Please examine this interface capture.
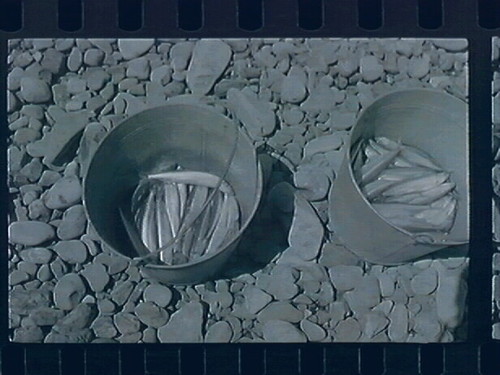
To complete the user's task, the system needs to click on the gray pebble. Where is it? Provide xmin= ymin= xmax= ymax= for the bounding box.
xmin=20 ymin=247 xmax=53 ymax=264
xmin=135 ymin=302 xmax=169 ymax=328
xmin=17 ymin=261 xmax=38 ymax=276
xmin=328 ymin=265 xmax=363 ymax=291
xmin=30 ymin=307 xmax=65 ymax=326
xmin=281 ymin=66 xmax=307 ymax=103
xmin=257 ymin=301 xmax=303 ymax=323
xmin=54 ymin=273 xmax=86 ymax=310
xmin=300 ymin=318 xmax=326 ymax=342
xmin=241 ymin=285 xmax=272 ymax=314
xmin=114 ymin=312 xmax=141 ymax=335
xmin=435 ymin=263 xmax=466 ymax=329
xmin=9 ymin=270 xmax=30 ymax=285
xmin=81 ymin=263 xmax=109 ymax=292
xmin=143 ymin=328 xmax=158 ymax=343
xmin=118 ymin=39 xmax=154 ymax=60
xmin=84 ymin=48 xmax=104 ymax=66
xmin=143 ymin=284 xmax=173 ymax=308
xmin=67 ymin=47 xmax=82 ymax=72
xmin=91 ymin=316 xmax=117 ymax=338
xmin=97 ymin=299 xmax=116 ymax=315
xmin=361 ymin=311 xmax=389 ymax=339
xmin=158 ymin=301 xmax=204 ymax=343
xmin=118 ymin=332 xmax=142 ymax=343
xmin=360 ymin=55 xmax=384 ymax=82
xmin=19 ymin=158 xmax=43 ymax=182
xmin=205 ymin=321 xmax=233 ymax=343
xmin=9 ymin=221 xmax=55 ymax=246
xmin=326 ymin=111 xmax=356 ymax=131
xmin=377 ymin=273 xmax=396 ymax=297
xmin=262 ymin=320 xmax=306 ymax=342
xmin=9 ymin=115 xmax=29 ymax=131
xmin=126 ymin=57 xmax=150 ymax=80
xmin=432 ymin=39 xmax=468 ymax=52
xmin=388 ymin=303 xmax=408 ymax=341
xmin=57 ymin=204 xmax=86 ymax=240
xmin=14 ymin=127 xmax=39 ymax=145
xmin=265 ymin=265 xmax=299 ymax=300
xmin=8 ymin=67 xmax=24 ymax=91
xmin=111 ymin=281 xmax=135 ymax=306
xmin=20 ymin=77 xmax=52 ymax=103
xmin=43 ymin=176 xmax=82 ymax=209
xmin=8 ymin=92 xmax=19 ymax=113
xmin=411 ymin=267 xmax=438 ymax=295
xmin=54 ymin=240 xmax=87 ymax=264
xmin=13 ymin=326 xmax=44 ymax=343
xmin=41 ymin=48 xmax=65 ymax=74
xmin=408 ymin=54 xmax=430 ymax=79
xmin=334 ymin=317 xmax=362 ymax=341
xmin=37 ymin=264 xmax=53 ymax=281
xmin=303 ymin=133 xmax=343 ymax=158
xmin=293 ymin=166 xmax=331 ymax=201
xmin=344 ymin=275 xmax=381 ymax=313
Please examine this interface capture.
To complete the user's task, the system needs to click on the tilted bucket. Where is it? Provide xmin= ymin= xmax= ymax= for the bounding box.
xmin=83 ymin=104 xmax=263 ymax=284
xmin=329 ymin=89 xmax=469 ymax=265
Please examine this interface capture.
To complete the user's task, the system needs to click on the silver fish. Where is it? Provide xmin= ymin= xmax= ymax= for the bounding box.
xmin=148 ymin=171 xmax=234 ymax=196
xmin=361 ymin=178 xmax=399 ymax=200
xmin=382 ymin=172 xmax=450 ymax=197
xmin=377 ymin=167 xmax=434 ymax=182
xmin=360 ymin=147 xmax=401 ymax=184
xmin=141 ymin=188 xmax=158 ymax=251
xmin=163 ymin=183 xmax=180 ymax=238
xmin=399 ymin=145 xmax=441 ymax=171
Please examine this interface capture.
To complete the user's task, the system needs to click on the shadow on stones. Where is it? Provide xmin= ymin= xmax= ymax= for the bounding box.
xmin=217 ymin=155 xmax=295 ymax=280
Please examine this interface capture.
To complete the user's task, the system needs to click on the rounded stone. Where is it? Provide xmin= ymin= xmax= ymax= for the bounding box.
xmin=9 ymin=221 xmax=55 ymax=246
xmin=53 ymin=240 xmax=88 ymax=264
xmin=143 ymin=284 xmax=173 ymax=308
xmin=43 ymin=176 xmax=82 ymax=209
xmin=19 ymin=77 xmax=52 ymax=103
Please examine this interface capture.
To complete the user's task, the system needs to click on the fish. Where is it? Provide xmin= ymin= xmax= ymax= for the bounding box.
xmin=381 ymin=172 xmax=450 ymax=197
xmin=392 ymin=156 xmax=413 ymax=168
xmin=371 ymin=203 xmax=430 ymax=218
xmin=405 ymin=182 xmax=456 ymax=205
xmin=377 ymin=167 xmax=434 ymax=182
xmin=148 ymin=171 xmax=234 ymax=196
xmin=141 ymin=187 xmax=158 ymax=251
xmin=176 ymin=183 xmax=189 ymax=222
xmin=155 ymin=184 xmax=173 ymax=250
xmin=399 ymin=144 xmax=442 ymax=171
xmin=369 ymin=138 xmax=390 ymax=154
xmin=361 ymin=178 xmax=399 ymax=200
xmin=164 ymin=183 xmax=181 ymax=238
xmin=360 ymin=147 xmax=401 ymax=184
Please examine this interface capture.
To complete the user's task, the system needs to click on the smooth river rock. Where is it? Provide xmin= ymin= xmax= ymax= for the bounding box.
xmin=9 ymin=221 xmax=55 ymax=246
xmin=157 ymin=302 xmax=204 ymax=343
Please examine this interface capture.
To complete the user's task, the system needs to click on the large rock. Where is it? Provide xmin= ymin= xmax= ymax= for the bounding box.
xmin=81 ymin=263 xmax=109 ymax=292
xmin=186 ymin=40 xmax=232 ymax=95
xmin=19 ymin=247 xmax=53 ymax=264
xmin=205 ymin=321 xmax=233 ymax=343
xmin=9 ymin=221 xmax=55 ymax=246
xmin=54 ymin=240 xmax=87 ymax=264
xmin=57 ymin=204 xmax=87 ymax=240
xmin=43 ymin=176 xmax=82 ymax=209
xmin=157 ymin=302 xmax=204 ymax=343
xmin=118 ymin=39 xmax=154 ymax=60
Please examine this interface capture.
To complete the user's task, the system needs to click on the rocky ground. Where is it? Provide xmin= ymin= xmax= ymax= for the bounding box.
xmin=7 ymin=38 xmax=469 ymax=343
xmin=492 ymin=37 xmax=500 ymax=340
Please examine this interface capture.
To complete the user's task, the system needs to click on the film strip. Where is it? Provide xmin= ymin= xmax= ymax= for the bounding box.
xmin=1 ymin=0 xmax=500 ymax=374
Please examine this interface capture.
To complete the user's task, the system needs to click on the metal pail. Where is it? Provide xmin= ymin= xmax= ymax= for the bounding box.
xmin=329 ymin=89 xmax=468 ymax=265
xmin=83 ymin=104 xmax=263 ymax=284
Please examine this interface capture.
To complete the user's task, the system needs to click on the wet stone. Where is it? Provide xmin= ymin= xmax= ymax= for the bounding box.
xmin=262 ymin=320 xmax=306 ymax=342
xmin=143 ymin=284 xmax=173 ymax=308
xmin=158 ymin=301 xmax=204 ymax=343
xmin=9 ymin=221 xmax=55 ymax=246
xmin=54 ymin=273 xmax=86 ymax=310
xmin=81 ymin=263 xmax=109 ymax=292
xmin=205 ymin=321 xmax=233 ymax=343
xmin=54 ymin=240 xmax=87 ymax=264
xmin=134 ymin=302 xmax=169 ymax=328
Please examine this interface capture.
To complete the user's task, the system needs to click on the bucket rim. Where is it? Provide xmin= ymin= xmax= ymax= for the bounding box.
xmin=82 ymin=104 xmax=265 ymax=269
xmin=345 ymin=88 xmax=468 ymax=245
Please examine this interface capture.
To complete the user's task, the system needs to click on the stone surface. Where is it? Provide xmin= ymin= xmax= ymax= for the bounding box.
xmin=57 ymin=204 xmax=87 ymax=240
xmin=81 ymin=263 xmax=109 ymax=292
xmin=143 ymin=284 xmax=173 ymax=308
xmin=43 ymin=176 xmax=82 ymax=209
xmin=19 ymin=247 xmax=53 ymax=264
xmin=9 ymin=221 xmax=55 ymax=246
xmin=241 ymin=285 xmax=272 ymax=314
xmin=411 ymin=267 xmax=438 ymax=295
xmin=54 ymin=274 xmax=86 ymax=310
xmin=328 ymin=265 xmax=363 ymax=291
xmin=300 ymin=318 xmax=326 ymax=342
xmin=118 ymin=39 xmax=154 ymax=60
xmin=53 ymin=240 xmax=88 ymax=264
xmin=157 ymin=302 xmax=204 ymax=343
xmin=135 ymin=302 xmax=169 ymax=328
xmin=187 ymin=40 xmax=231 ymax=95
xmin=262 ymin=320 xmax=307 ymax=342
xmin=257 ymin=301 xmax=303 ymax=323
xmin=205 ymin=321 xmax=233 ymax=343
xmin=19 ymin=77 xmax=52 ymax=103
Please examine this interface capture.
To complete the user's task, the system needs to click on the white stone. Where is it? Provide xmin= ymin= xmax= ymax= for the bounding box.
xmin=118 ymin=39 xmax=154 ymax=60
xmin=280 ymin=66 xmax=307 ymax=103
xmin=186 ymin=40 xmax=232 ymax=95
xmin=303 ymin=134 xmax=343 ymax=158
xmin=9 ymin=221 xmax=55 ymax=246
xmin=432 ymin=39 xmax=468 ymax=52
xmin=408 ymin=54 xmax=430 ymax=79
xmin=262 ymin=320 xmax=306 ymax=342
xmin=157 ymin=302 xmax=204 ymax=343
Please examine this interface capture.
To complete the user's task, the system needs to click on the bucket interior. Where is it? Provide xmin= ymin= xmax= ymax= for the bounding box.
xmin=349 ymin=89 xmax=469 ymax=244
xmin=83 ymin=104 xmax=261 ymax=260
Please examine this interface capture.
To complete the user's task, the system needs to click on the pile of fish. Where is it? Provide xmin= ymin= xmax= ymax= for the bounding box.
xmin=352 ymin=136 xmax=458 ymax=233
xmin=130 ymin=168 xmax=240 ymax=265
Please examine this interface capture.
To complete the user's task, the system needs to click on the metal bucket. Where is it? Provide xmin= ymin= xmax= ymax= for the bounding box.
xmin=329 ymin=89 xmax=469 ymax=265
xmin=83 ymin=104 xmax=263 ymax=284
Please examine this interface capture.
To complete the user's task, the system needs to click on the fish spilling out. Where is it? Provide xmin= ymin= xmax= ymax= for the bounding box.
xmin=351 ymin=136 xmax=458 ymax=234
xmin=129 ymin=167 xmax=240 ymax=265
